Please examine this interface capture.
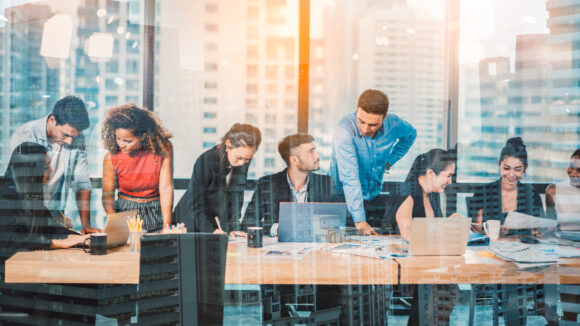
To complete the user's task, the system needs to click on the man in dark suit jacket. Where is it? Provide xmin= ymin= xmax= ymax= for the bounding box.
xmin=243 ymin=134 xmax=342 ymax=235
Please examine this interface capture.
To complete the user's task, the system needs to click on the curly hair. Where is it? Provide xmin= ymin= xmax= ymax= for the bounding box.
xmin=101 ymin=103 xmax=172 ymax=157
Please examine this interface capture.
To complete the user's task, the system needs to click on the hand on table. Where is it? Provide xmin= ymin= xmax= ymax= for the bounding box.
xmin=470 ymin=222 xmax=483 ymax=233
xmin=213 ymin=228 xmax=227 ymax=235
xmin=81 ymin=226 xmax=102 ymax=235
xmin=355 ymin=221 xmax=378 ymax=236
xmin=229 ymin=231 xmax=247 ymax=238
xmin=51 ymin=234 xmax=90 ymax=249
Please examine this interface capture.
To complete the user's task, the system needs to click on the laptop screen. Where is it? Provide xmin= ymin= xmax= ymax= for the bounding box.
xmin=278 ymin=202 xmax=347 ymax=242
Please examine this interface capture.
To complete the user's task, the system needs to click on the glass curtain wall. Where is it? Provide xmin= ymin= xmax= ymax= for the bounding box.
xmin=309 ymin=0 xmax=446 ymax=180
xmin=0 ymin=0 xmax=146 ymax=229
xmin=154 ymin=0 xmax=299 ymax=181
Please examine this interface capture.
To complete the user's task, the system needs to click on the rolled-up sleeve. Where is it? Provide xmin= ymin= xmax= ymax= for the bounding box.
xmin=333 ymin=125 xmax=366 ymax=223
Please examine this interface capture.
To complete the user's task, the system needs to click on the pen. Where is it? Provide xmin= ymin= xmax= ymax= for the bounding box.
xmin=59 ymin=210 xmax=76 ymax=232
xmin=215 ymin=216 xmax=223 ymax=231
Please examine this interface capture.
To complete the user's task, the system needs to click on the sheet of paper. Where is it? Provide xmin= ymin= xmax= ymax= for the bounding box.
xmin=346 ymin=235 xmax=407 ymax=246
xmin=228 ymin=236 xmax=277 ymax=244
xmin=262 ymin=243 xmax=320 ymax=259
xmin=503 ymin=211 xmax=558 ymax=229
xmin=326 ymin=243 xmax=385 ymax=259
xmin=557 ymin=246 xmax=580 ymax=258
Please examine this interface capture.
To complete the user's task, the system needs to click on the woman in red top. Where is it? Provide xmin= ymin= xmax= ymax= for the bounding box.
xmin=101 ymin=104 xmax=173 ymax=232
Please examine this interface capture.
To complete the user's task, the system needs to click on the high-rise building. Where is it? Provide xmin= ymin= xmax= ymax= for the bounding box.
xmin=156 ymin=0 xmax=299 ymax=179
xmin=546 ymin=0 xmax=580 ymax=179
xmin=355 ymin=1 xmax=445 ymax=178
xmin=0 ymin=3 xmax=60 ymax=172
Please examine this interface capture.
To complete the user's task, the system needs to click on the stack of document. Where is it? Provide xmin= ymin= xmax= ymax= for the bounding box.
xmin=489 ymin=241 xmax=558 ymax=264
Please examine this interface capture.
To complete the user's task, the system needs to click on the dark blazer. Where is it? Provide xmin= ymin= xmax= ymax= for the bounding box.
xmin=242 ymin=169 xmax=343 ymax=233
xmin=469 ymin=178 xmax=545 ymax=224
xmin=173 ymin=146 xmax=248 ymax=233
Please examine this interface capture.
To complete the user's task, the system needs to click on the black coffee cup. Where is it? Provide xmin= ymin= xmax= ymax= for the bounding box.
xmin=247 ymin=227 xmax=263 ymax=248
xmin=83 ymin=233 xmax=107 ymax=255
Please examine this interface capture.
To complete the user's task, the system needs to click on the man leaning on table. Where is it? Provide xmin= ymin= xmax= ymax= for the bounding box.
xmin=330 ymin=89 xmax=417 ymax=235
xmin=9 ymin=96 xmax=100 ymax=234
xmin=242 ymin=133 xmax=342 ymax=235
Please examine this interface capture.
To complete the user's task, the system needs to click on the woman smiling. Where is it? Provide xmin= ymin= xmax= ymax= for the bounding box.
xmin=470 ymin=137 xmax=544 ymax=233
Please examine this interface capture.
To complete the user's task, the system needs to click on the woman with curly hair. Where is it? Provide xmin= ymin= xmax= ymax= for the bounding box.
xmin=101 ymin=104 xmax=173 ymax=232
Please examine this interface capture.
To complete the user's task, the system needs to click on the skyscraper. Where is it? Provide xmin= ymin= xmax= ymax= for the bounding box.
xmin=546 ymin=0 xmax=580 ymax=179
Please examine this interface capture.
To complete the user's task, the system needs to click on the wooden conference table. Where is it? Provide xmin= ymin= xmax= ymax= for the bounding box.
xmin=5 ymin=242 xmax=398 ymax=285
xmin=5 ymin=238 xmax=580 ymax=325
xmin=6 ymin=238 xmax=580 ymax=285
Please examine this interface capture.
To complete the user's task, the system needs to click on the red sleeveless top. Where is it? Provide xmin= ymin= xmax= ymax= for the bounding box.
xmin=110 ymin=151 xmax=163 ymax=198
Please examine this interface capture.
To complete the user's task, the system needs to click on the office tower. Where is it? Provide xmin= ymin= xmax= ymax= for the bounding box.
xmin=157 ymin=0 xmax=246 ymax=177
xmin=156 ymin=0 xmax=299 ymax=179
xmin=546 ymin=0 xmax=580 ymax=180
xmin=456 ymin=62 xmax=484 ymax=181
xmin=223 ymin=284 xmax=263 ymax=325
xmin=245 ymin=0 xmax=299 ymax=177
xmin=0 ymin=3 xmax=59 ymax=171
xmin=336 ymin=285 xmax=391 ymax=325
xmin=308 ymin=38 xmax=333 ymax=171
xmin=464 ymin=32 xmax=568 ymax=182
xmin=474 ymin=56 xmax=517 ymax=177
xmin=355 ymin=1 xmax=445 ymax=178
xmin=514 ymin=34 xmax=553 ymax=181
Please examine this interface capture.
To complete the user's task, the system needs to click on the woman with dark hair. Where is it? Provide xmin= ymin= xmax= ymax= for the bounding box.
xmin=174 ymin=123 xmax=262 ymax=235
xmin=470 ymin=137 xmax=544 ymax=233
xmin=391 ymin=149 xmax=458 ymax=241
xmin=101 ymin=104 xmax=173 ymax=233
xmin=390 ymin=148 xmax=462 ymax=326
xmin=546 ymin=148 xmax=580 ymax=221
xmin=0 ymin=142 xmax=86 ymax=264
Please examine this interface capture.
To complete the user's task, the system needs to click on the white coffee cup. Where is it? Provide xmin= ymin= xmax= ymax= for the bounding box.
xmin=483 ymin=220 xmax=501 ymax=241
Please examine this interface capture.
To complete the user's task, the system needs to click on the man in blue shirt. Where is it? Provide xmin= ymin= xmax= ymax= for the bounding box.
xmin=330 ymin=89 xmax=417 ymax=235
xmin=9 ymin=96 xmax=100 ymax=234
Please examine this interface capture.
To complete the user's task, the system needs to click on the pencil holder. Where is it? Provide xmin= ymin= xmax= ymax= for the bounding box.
xmin=129 ymin=231 xmax=146 ymax=253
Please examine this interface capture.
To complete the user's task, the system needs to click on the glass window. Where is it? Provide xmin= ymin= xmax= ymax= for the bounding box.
xmin=0 ymin=0 xmax=145 ymax=230
xmin=309 ymin=1 xmax=446 ymax=178
xmin=155 ymin=0 xmax=298 ymax=180
xmin=456 ymin=0 xmax=576 ymax=187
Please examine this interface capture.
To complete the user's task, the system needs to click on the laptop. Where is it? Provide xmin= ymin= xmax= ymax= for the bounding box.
xmin=278 ymin=202 xmax=347 ymax=242
xmin=104 ymin=209 xmax=137 ymax=248
xmin=408 ymin=217 xmax=471 ymax=256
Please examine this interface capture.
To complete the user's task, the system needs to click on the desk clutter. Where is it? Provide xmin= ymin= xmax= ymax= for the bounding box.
xmin=489 ymin=239 xmax=580 ymax=269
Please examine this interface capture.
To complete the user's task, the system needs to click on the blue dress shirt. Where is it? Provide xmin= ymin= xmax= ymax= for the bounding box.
xmin=330 ymin=112 xmax=416 ymax=223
